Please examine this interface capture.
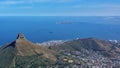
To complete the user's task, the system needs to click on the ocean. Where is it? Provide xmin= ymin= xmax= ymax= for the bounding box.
xmin=0 ymin=16 xmax=120 ymax=45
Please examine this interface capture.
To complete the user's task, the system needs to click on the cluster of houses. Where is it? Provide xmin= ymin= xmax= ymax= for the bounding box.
xmin=56 ymin=49 xmax=120 ymax=68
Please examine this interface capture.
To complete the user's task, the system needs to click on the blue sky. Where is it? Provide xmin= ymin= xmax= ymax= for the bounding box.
xmin=0 ymin=0 xmax=120 ymax=16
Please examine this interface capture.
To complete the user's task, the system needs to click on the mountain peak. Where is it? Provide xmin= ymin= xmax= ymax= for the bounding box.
xmin=0 ymin=33 xmax=57 ymax=67
xmin=16 ymin=33 xmax=25 ymax=39
xmin=3 ymin=33 xmax=29 ymax=49
xmin=1 ymin=33 xmax=56 ymax=57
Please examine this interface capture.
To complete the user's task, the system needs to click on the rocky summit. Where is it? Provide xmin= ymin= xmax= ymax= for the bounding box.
xmin=0 ymin=33 xmax=56 ymax=68
xmin=0 ymin=34 xmax=120 ymax=68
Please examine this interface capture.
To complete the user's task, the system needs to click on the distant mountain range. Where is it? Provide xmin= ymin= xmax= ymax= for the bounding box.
xmin=0 ymin=33 xmax=120 ymax=68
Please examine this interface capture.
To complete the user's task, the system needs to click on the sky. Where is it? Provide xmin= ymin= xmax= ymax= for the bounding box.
xmin=0 ymin=0 xmax=120 ymax=16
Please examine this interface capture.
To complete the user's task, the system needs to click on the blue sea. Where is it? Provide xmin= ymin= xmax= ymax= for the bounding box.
xmin=0 ymin=16 xmax=120 ymax=45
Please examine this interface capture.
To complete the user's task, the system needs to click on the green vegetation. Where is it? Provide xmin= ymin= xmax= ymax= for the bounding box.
xmin=15 ymin=55 xmax=52 ymax=68
xmin=0 ymin=34 xmax=120 ymax=68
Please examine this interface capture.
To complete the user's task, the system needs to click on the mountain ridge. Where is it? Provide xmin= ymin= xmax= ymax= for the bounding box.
xmin=0 ymin=33 xmax=57 ymax=68
xmin=0 ymin=33 xmax=120 ymax=68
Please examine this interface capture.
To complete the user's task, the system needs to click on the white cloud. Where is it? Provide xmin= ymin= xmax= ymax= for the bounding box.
xmin=0 ymin=0 xmax=80 ymax=5
xmin=0 ymin=0 xmax=33 ymax=9
xmin=0 ymin=0 xmax=78 ymax=5
xmin=0 ymin=1 xmax=25 ymax=5
xmin=72 ymin=3 xmax=120 ymax=8
xmin=0 ymin=0 xmax=79 ymax=8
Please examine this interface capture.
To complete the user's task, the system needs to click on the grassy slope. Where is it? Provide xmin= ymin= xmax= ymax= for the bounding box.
xmin=0 ymin=40 xmax=57 ymax=68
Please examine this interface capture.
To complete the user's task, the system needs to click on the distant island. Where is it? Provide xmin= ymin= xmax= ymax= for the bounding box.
xmin=0 ymin=33 xmax=120 ymax=68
